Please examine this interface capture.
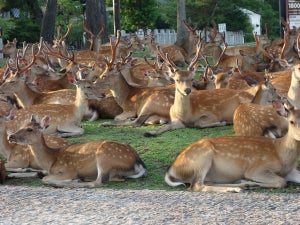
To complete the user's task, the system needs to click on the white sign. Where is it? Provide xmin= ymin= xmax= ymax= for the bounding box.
xmin=218 ymin=23 xmax=226 ymax=33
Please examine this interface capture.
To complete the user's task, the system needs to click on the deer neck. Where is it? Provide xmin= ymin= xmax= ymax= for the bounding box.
xmin=287 ymin=70 xmax=300 ymax=109
xmin=0 ymin=125 xmax=13 ymax=158
xmin=108 ymin=70 xmax=132 ymax=108
xmin=172 ymin=87 xmax=191 ymax=119
xmin=13 ymin=82 xmax=39 ymax=107
xmin=29 ymin=135 xmax=57 ymax=172
xmin=250 ymin=84 xmax=269 ymax=105
xmin=73 ymin=85 xmax=89 ymax=119
xmin=276 ymin=130 xmax=300 ymax=173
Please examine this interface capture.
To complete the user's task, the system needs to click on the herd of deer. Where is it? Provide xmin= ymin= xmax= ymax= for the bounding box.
xmin=0 ymin=19 xmax=300 ymax=192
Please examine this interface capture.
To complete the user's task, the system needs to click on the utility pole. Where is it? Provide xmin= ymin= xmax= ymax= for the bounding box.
xmin=113 ymin=0 xmax=121 ymax=36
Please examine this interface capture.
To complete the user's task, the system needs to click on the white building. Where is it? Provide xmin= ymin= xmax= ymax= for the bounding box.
xmin=241 ymin=8 xmax=261 ymax=35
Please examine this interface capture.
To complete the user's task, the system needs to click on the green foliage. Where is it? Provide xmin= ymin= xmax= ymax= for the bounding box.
xmin=56 ymin=0 xmax=83 ymax=46
xmin=6 ymin=18 xmax=40 ymax=43
xmin=0 ymin=18 xmax=16 ymax=39
xmin=119 ymin=0 xmax=159 ymax=31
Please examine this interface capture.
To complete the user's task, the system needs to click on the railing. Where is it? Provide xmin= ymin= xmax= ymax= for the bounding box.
xmin=132 ymin=29 xmax=244 ymax=46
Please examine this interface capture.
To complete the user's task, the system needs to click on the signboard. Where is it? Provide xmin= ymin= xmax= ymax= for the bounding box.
xmin=218 ymin=23 xmax=226 ymax=33
xmin=287 ymin=0 xmax=300 ymax=28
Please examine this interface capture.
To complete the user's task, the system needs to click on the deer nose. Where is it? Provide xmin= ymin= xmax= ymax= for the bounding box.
xmin=185 ymin=88 xmax=191 ymax=95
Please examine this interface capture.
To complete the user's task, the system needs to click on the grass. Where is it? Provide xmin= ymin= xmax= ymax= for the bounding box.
xmin=1 ymin=49 xmax=300 ymax=193
xmin=3 ymin=120 xmax=300 ymax=193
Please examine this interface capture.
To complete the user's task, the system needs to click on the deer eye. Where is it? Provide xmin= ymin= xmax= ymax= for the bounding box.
xmin=27 ymin=127 xmax=33 ymax=132
xmin=290 ymin=120 xmax=295 ymax=125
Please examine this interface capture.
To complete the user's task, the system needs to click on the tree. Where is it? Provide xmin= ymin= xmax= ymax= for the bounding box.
xmin=85 ymin=0 xmax=109 ymax=44
xmin=175 ymin=0 xmax=187 ymax=46
xmin=113 ymin=0 xmax=121 ymax=36
xmin=120 ymin=0 xmax=158 ymax=31
xmin=40 ymin=0 xmax=57 ymax=43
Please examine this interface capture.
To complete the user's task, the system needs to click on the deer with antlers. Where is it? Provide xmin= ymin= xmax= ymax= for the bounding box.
xmin=8 ymin=115 xmax=148 ymax=188
xmin=94 ymin=32 xmax=175 ymax=126
xmin=165 ymin=101 xmax=300 ymax=192
xmin=144 ymin=41 xmax=263 ymax=137
xmin=5 ymin=42 xmax=104 ymax=137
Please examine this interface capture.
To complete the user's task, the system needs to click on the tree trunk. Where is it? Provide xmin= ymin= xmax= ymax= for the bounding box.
xmin=40 ymin=0 xmax=57 ymax=44
xmin=175 ymin=0 xmax=187 ymax=46
xmin=113 ymin=0 xmax=121 ymax=36
xmin=85 ymin=0 xmax=109 ymax=44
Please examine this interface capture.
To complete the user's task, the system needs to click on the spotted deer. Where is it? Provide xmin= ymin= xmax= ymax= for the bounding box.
xmin=8 ymin=115 xmax=148 ymax=188
xmin=144 ymin=42 xmax=256 ymax=137
xmin=6 ymin=69 xmax=103 ymax=137
xmin=94 ymin=35 xmax=175 ymax=126
xmin=165 ymin=101 xmax=300 ymax=192
xmin=0 ymin=113 xmax=70 ymax=171
xmin=0 ymin=38 xmax=18 ymax=59
xmin=143 ymin=33 xmax=188 ymax=66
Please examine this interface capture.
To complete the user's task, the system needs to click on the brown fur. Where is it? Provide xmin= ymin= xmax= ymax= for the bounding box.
xmin=165 ymin=105 xmax=300 ymax=192
xmin=8 ymin=115 xmax=147 ymax=188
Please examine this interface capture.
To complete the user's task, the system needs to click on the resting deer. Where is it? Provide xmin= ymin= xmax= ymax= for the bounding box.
xmin=6 ymin=70 xmax=103 ymax=137
xmin=94 ymin=35 xmax=174 ymax=126
xmin=0 ymin=112 xmax=70 ymax=172
xmin=143 ymin=33 xmax=188 ymax=66
xmin=165 ymin=101 xmax=300 ymax=192
xmin=144 ymin=42 xmax=256 ymax=137
xmin=8 ymin=115 xmax=148 ymax=188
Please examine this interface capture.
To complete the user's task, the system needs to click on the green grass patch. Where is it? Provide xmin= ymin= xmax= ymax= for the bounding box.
xmin=4 ymin=120 xmax=299 ymax=193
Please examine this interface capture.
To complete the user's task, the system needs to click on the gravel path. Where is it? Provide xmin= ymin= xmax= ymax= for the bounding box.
xmin=1 ymin=186 xmax=300 ymax=225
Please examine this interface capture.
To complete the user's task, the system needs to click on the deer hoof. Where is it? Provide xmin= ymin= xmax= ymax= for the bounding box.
xmin=143 ymin=132 xmax=157 ymax=137
xmin=101 ymin=122 xmax=112 ymax=127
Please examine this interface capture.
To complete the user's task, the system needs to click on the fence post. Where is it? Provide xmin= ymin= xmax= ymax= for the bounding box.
xmin=0 ymin=27 xmax=3 ymax=59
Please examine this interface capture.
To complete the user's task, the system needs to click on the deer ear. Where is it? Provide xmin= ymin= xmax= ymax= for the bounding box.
xmin=30 ymin=114 xmax=39 ymax=124
xmin=40 ymin=116 xmax=51 ymax=130
xmin=67 ymin=73 xmax=77 ymax=85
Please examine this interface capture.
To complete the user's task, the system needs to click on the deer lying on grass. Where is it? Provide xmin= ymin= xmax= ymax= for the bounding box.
xmin=0 ymin=113 xmax=70 ymax=172
xmin=8 ymin=115 xmax=148 ymax=188
xmin=143 ymin=33 xmax=188 ymax=66
xmin=233 ymin=78 xmax=287 ymax=138
xmin=233 ymin=63 xmax=300 ymax=138
xmin=144 ymin=42 xmax=256 ymax=137
xmin=165 ymin=101 xmax=300 ymax=192
xmin=6 ymin=70 xmax=103 ymax=137
xmin=94 ymin=35 xmax=174 ymax=126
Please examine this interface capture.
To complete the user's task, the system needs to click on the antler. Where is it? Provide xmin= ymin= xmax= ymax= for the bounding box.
xmin=183 ymin=20 xmax=197 ymax=34
xmin=156 ymin=45 xmax=178 ymax=72
xmin=187 ymin=39 xmax=202 ymax=71
xmin=254 ymin=32 xmax=274 ymax=61
xmin=43 ymin=40 xmax=74 ymax=62
xmin=105 ymin=30 xmax=121 ymax=70
xmin=280 ymin=29 xmax=288 ymax=59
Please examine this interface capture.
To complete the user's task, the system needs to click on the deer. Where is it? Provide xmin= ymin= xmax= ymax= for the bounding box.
xmin=144 ymin=41 xmax=258 ymax=137
xmin=165 ymin=101 xmax=300 ymax=192
xmin=94 ymin=34 xmax=175 ymax=126
xmin=143 ymin=32 xmax=188 ymax=66
xmin=233 ymin=63 xmax=300 ymax=138
xmin=6 ymin=72 xmax=103 ymax=137
xmin=0 ymin=112 xmax=70 ymax=172
xmin=0 ymin=49 xmax=77 ymax=108
xmin=8 ymin=115 xmax=148 ymax=188
xmin=0 ymin=38 xmax=18 ymax=59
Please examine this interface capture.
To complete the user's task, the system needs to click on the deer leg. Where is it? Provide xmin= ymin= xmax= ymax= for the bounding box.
xmin=144 ymin=120 xmax=186 ymax=137
xmin=285 ymin=168 xmax=300 ymax=183
xmin=56 ymin=125 xmax=84 ymax=137
xmin=244 ymin=169 xmax=287 ymax=189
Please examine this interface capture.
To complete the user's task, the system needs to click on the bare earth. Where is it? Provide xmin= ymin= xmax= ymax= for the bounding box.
xmin=0 ymin=186 xmax=300 ymax=225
